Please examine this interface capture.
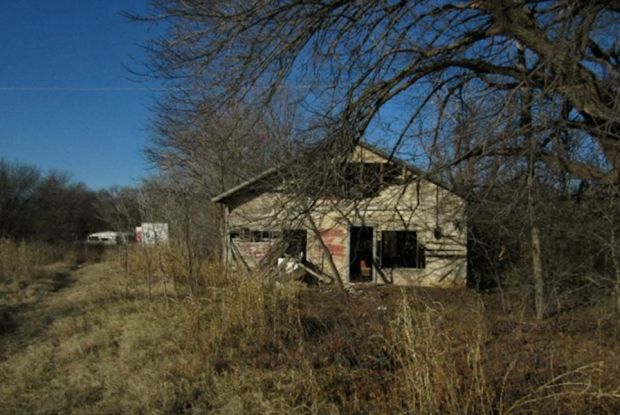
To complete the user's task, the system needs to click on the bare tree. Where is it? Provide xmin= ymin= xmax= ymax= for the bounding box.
xmin=96 ymin=186 xmax=141 ymax=276
xmin=131 ymin=1 xmax=620 ymax=311
xmin=134 ymin=1 xmax=619 ymax=182
xmin=0 ymin=159 xmax=106 ymax=243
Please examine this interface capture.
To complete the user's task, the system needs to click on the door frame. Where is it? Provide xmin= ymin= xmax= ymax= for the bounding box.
xmin=347 ymin=224 xmax=376 ymax=283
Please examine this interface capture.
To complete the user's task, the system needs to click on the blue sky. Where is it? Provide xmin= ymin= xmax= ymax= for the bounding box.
xmin=0 ymin=0 xmax=162 ymax=189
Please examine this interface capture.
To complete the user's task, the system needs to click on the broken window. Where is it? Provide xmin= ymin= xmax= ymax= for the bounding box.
xmin=341 ymin=162 xmax=383 ymax=198
xmin=230 ymin=229 xmax=277 ymax=242
xmin=345 ymin=163 xmax=382 ymax=183
xmin=382 ymin=163 xmax=404 ymax=184
xmin=343 ymin=162 xmax=407 ymax=196
xmin=312 ymin=162 xmax=405 ymax=199
xmin=380 ymin=231 xmax=425 ymax=268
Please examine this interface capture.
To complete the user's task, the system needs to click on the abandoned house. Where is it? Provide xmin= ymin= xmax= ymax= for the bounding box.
xmin=211 ymin=141 xmax=467 ymax=286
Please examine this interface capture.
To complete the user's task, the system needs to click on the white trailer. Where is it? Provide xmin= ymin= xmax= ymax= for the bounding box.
xmin=135 ymin=223 xmax=169 ymax=246
xmin=86 ymin=231 xmax=120 ymax=245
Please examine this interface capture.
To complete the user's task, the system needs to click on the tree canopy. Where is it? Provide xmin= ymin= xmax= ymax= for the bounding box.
xmin=142 ymin=0 xmax=620 ymax=185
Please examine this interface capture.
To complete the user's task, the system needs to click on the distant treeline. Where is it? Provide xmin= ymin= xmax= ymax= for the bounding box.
xmin=0 ymin=159 xmax=140 ymax=243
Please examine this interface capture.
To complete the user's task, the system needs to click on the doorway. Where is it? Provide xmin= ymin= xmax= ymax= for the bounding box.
xmin=349 ymin=226 xmax=374 ymax=282
xmin=282 ymin=229 xmax=307 ymax=261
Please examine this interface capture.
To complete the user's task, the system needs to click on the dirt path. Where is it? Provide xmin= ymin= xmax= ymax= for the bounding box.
xmin=0 ymin=261 xmax=153 ymax=414
xmin=0 ymin=264 xmax=77 ymax=360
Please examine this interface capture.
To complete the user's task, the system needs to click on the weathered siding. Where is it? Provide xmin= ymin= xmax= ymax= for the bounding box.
xmin=225 ymin=174 xmax=466 ymax=286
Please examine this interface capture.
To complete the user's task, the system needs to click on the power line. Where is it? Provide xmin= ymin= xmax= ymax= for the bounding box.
xmin=0 ymin=84 xmax=318 ymax=92
xmin=0 ymin=87 xmax=174 ymax=92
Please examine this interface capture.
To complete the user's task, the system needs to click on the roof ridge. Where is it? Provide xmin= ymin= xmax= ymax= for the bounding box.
xmin=211 ymin=139 xmax=456 ymax=203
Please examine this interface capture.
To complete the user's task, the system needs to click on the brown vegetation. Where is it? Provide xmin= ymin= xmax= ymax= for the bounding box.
xmin=0 ymin=239 xmax=67 ymax=282
xmin=1 ymin=243 xmax=619 ymax=414
xmin=0 ymin=239 xmax=74 ymax=311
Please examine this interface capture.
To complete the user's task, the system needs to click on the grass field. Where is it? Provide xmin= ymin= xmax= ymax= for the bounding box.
xmin=1 ymin=244 xmax=619 ymax=414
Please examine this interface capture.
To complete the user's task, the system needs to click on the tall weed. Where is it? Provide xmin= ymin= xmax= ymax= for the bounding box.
xmin=0 ymin=239 xmax=67 ymax=283
xmin=389 ymin=293 xmax=492 ymax=414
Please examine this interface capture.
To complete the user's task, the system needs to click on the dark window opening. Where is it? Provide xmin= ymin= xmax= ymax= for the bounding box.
xmin=345 ymin=163 xmax=382 ymax=183
xmin=230 ymin=229 xmax=278 ymax=242
xmin=381 ymin=231 xmax=425 ymax=268
xmin=315 ymin=162 xmax=405 ymax=199
xmin=250 ymin=231 xmax=265 ymax=242
xmin=343 ymin=163 xmax=382 ymax=198
xmin=349 ymin=226 xmax=374 ymax=282
xmin=282 ymin=229 xmax=307 ymax=260
xmin=382 ymin=163 xmax=404 ymax=184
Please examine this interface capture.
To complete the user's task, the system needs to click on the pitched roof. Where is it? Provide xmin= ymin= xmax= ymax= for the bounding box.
xmin=211 ymin=167 xmax=279 ymax=203
xmin=211 ymin=140 xmax=455 ymax=203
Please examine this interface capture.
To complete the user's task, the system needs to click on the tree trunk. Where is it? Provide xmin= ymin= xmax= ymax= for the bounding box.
xmin=221 ymin=204 xmax=229 ymax=279
xmin=607 ymin=191 xmax=620 ymax=318
xmin=183 ymin=197 xmax=195 ymax=296
xmin=530 ymin=224 xmax=544 ymax=320
xmin=518 ymin=40 xmax=544 ymax=320
xmin=146 ymin=251 xmax=153 ymax=300
xmin=614 ymin=253 xmax=620 ymax=318
xmin=527 ymin=140 xmax=544 ymax=321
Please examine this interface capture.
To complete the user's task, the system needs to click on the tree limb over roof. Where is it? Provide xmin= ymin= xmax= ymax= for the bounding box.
xmin=211 ymin=140 xmax=457 ymax=204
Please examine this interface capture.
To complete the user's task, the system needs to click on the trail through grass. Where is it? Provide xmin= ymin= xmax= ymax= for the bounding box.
xmin=0 ymin=264 xmax=73 ymax=352
xmin=1 ymin=258 xmax=619 ymax=414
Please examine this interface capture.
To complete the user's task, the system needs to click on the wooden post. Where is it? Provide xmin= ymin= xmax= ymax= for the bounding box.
xmin=221 ymin=204 xmax=229 ymax=278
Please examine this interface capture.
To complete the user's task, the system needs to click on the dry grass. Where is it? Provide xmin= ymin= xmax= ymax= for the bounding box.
xmin=0 ymin=239 xmax=69 ymax=283
xmin=1 ymin=244 xmax=619 ymax=414
xmin=388 ymin=294 xmax=491 ymax=414
xmin=0 ymin=239 xmax=75 ymax=325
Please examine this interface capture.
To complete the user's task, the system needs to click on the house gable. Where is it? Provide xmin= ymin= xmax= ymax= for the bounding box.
xmin=211 ymin=141 xmax=460 ymax=205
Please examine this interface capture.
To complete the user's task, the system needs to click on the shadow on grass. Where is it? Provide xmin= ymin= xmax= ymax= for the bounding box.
xmin=49 ymin=271 xmax=73 ymax=292
xmin=0 ymin=305 xmax=19 ymax=336
xmin=0 ymin=269 xmax=74 ymax=356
